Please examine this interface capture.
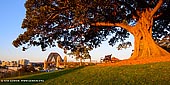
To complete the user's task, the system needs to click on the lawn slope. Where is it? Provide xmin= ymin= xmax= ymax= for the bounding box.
xmin=2 ymin=62 xmax=170 ymax=85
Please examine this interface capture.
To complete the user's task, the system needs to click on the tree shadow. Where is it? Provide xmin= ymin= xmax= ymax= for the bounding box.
xmin=1 ymin=66 xmax=85 ymax=85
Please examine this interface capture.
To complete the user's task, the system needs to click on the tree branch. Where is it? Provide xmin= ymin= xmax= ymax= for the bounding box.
xmin=91 ymin=22 xmax=134 ymax=34
xmin=150 ymin=0 xmax=163 ymax=17
xmin=153 ymin=13 xmax=163 ymax=19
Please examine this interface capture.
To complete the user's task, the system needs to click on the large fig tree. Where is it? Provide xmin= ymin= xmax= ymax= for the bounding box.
xmin=13 ymin=0 xmax=170 ymax=59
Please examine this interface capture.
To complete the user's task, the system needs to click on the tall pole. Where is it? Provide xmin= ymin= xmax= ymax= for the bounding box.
xmin=56 ymin=56 xmax=60 ymax=68
xmin=64 ymin=55 xmax=67 ymax=68
xmin=44 ymin=60 xmax=47 ymax=70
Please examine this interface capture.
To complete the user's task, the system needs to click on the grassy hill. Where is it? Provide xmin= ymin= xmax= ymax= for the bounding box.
xmin=2 ymin=61 xmax=170 ymax=85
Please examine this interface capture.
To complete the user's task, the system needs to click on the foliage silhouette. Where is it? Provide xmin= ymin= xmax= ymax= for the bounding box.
xmin=13 ymin=0 xmax=170 ymax=59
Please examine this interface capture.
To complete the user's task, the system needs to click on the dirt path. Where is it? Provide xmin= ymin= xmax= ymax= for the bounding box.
xmin=98 ymin=56 xmax=170 ymax=66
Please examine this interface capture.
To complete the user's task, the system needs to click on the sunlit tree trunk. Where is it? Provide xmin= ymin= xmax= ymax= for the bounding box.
xmin=130 ymin=30 xmax=169 ymax=59
xmin=130 ymin=12 xmax=170 ymax=59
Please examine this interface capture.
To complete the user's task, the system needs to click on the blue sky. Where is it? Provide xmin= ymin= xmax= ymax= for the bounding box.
xmin=0 ymin=0 xmax=134 ymax=62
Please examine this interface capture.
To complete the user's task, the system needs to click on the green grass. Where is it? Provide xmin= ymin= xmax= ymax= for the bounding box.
xmin=2 ymin=62 xmax=170 ymax=85
xmin=0 ymin=66 xmax=85 ymax=85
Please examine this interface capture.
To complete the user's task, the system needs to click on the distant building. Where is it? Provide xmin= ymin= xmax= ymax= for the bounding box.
xmin=1 ymin=61 xmax=18 ymax=67
xmin=6 ymin=61 xmax=10 ymax=66
xmin=30 ymin=62 xmax=44 ymax=67
xmin=10 ymin=61 xmax=17 ymax=66
xmin=1 ymin=61 xmax=10 ymax=66
xmin=8 ymin=67 xmax=21 ymax=71
xmin=1 ymin=61 xmax=6 ymax=66
xmin=18 ymin=59 xmax=29 ymax=66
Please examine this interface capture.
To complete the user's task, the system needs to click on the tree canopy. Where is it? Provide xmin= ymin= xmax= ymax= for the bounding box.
xmin=13 ymin=0 xmax=170 ymax=58
xmin=158 ymin=35 xmax=170 ymax=51
xmin=67 ymin=45 xmax=91 ymax=60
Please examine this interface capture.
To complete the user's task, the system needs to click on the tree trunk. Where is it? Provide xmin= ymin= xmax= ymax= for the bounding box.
xmin=130 ymin=16 xmax=170 ymax=59
xmin=90 ymin=58 xmax=91 ymax=63
xmin=80 ymin=57 xmax=82 ymax=66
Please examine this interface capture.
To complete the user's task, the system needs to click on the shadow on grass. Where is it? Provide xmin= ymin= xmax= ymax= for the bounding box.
xmin=1 ymin=66 xmax=85 ymax=85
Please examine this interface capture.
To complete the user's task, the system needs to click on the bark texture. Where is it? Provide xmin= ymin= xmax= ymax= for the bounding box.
xmin=130 ymin=26 xmax=170 ymax=59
